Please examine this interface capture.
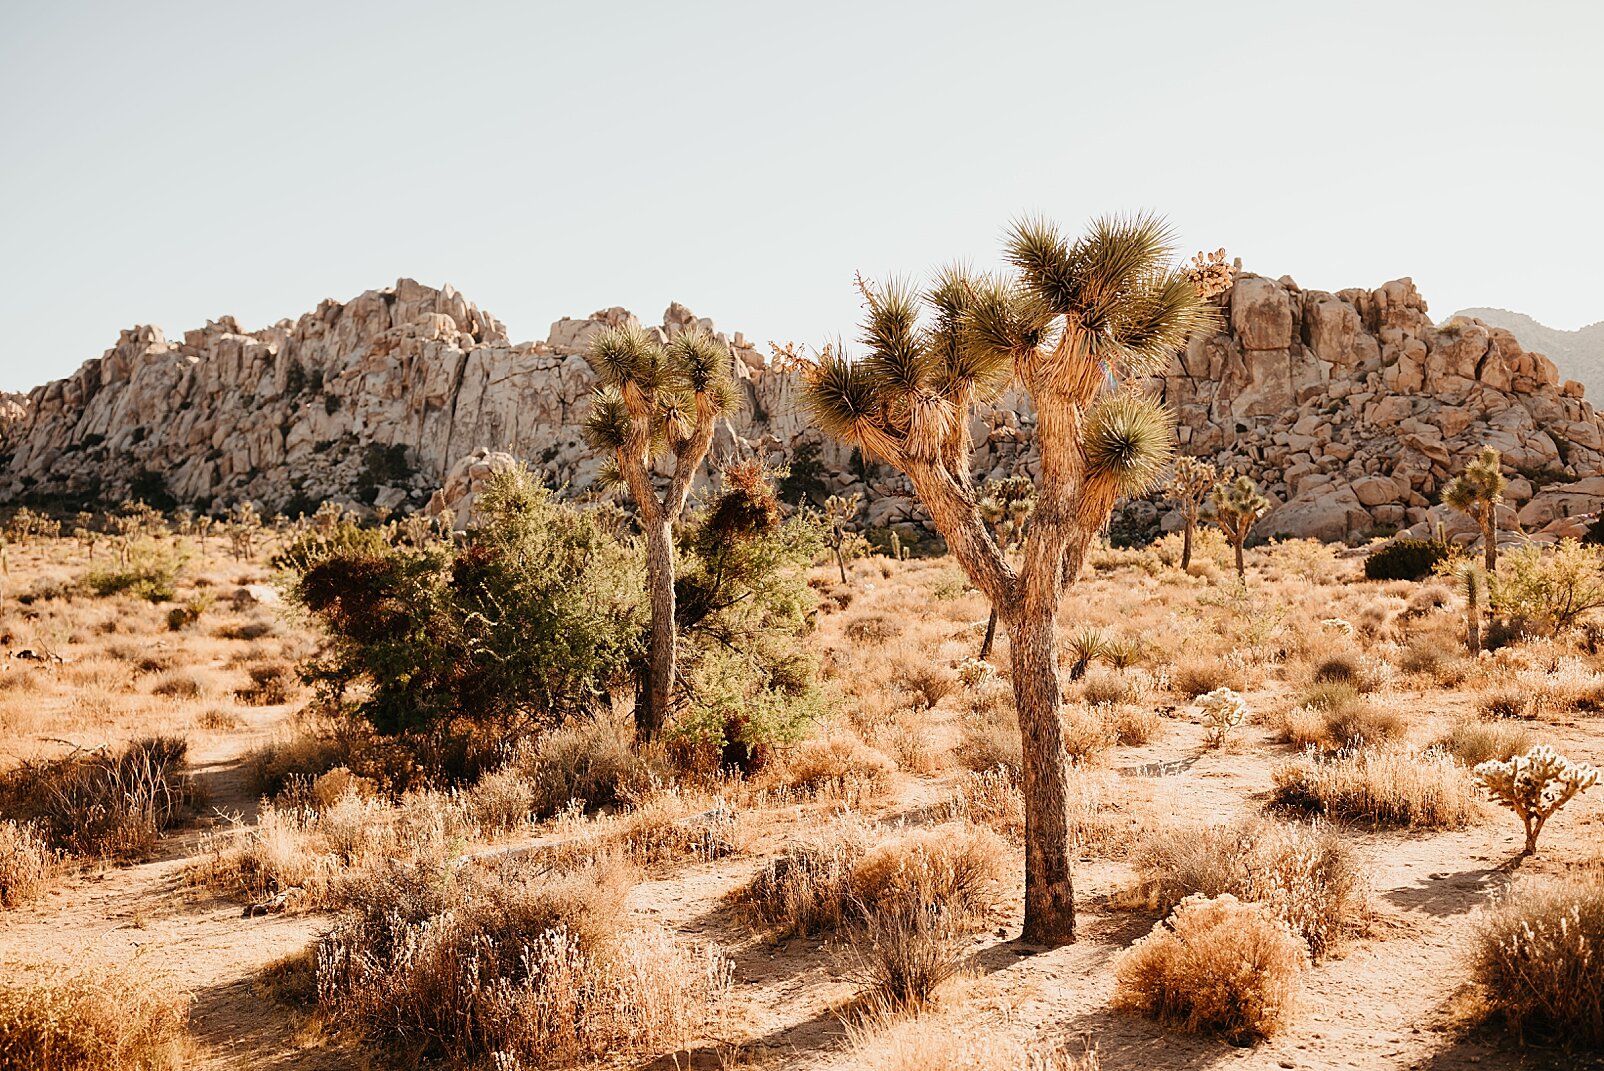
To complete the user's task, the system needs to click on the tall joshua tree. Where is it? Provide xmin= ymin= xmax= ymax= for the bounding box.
xmin=1166 ymin=456 xmax=1219 ymax=570
xmin=796 ymin=216 xmax=1224 ymax=944
xmin=1444 ymin=446 xmax=1507 ymax=572
xmin=1210 ymin=475 xmax=1270 ymax=579
xmin=583 ymin=325 xmax=739 ymax=739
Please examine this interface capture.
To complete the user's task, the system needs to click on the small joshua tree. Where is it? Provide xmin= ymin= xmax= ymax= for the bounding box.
xmin=1475 ymin=745 xmax=1599 ymax=855
xmin=1197 ymin=687 xmax=1248 ymax=748
xmin=822 ymin=492 xmax=865 ymax=584
xmin=1166 ymin=456 xmax=1219 ymax=571
xmin=1210 ymin=476 xmax=1269 ymax=579
xmin=976 ymin=474 xmax=1036 ymax=659
xmin=1444 ymin=446 xmax=1507 ymax=572
xmin=583 ymin=325 xmax=739 ymax=739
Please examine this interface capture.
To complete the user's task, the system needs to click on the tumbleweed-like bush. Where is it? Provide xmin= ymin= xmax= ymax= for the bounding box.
xmin=1114 ymin=892 xmax=1307 ymax=1043
xmin=1474 ymin=745 xmax=1599 ymax=855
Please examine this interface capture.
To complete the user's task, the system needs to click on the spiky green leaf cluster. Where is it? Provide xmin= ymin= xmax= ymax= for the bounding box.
xmin=1444 ymin=446 xmax=1507 ymax=515
xmin=802 ymin=214 xmax=1216 ymax=470
xmin=582 ymin=325 xmax=740 ymax=459
xmin=1082 ymin=393 xmax=1176 ymax=497
xmin=1004 ymin=213 xmax=1221 ymax=376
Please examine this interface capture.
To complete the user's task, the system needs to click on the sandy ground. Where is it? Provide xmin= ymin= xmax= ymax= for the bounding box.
xmin=5 ymin=698 xmax=1600 ymax=1070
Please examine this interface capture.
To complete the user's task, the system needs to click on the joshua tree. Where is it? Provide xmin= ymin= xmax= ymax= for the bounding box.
xmin=1165 ymin=456 xmax=1219 ymax=571
xmin=1210 ymin=476 xmax=1270 ymax=579
xmin=977 ymin=474 xmax=1036 ymax=659
xmin=822 ymin=492 xmax=864 ymax=584
xmin=1444 ymin=446 xmax=1507 ymax=571
xmin=583 ymin=325 xmax=739 ymax=740
xmin=797 ymin=215 xmax=1223 ymax=944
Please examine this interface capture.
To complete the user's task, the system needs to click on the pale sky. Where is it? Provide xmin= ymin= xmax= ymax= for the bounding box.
xmin=1 ymin=0 xmax=1599 ymax=393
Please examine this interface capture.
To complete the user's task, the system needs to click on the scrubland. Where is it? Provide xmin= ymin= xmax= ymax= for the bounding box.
xmin=1 ymin=523 xmax=1602 ymax=1070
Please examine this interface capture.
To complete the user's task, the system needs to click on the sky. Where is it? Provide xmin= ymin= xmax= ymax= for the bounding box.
xmin=0 ymin=0 xmax=1599 ymax=393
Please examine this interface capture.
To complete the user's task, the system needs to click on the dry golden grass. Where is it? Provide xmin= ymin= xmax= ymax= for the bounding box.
xmin=0 ymin=736 xmax=194 ymax=861
xmin=1473 ymin=872 xmax=1604 ymax=1047
xmin=316 ymin=852 xmax=727 ymax=1067
xmin=0 ymin=965 xmax=193 ymax=1070
xmin=1271 ymin=746 xmax=1482 ymax=829
xmin=1131 ymin=818 xmax=1369 ymax=958
xmin=1114 ymin=893 xmax=1308 ymax=1043
xmin=846 ymin=1009 xmax=1103 ymax=1071
xmin=770 ymin=732 xmax=896 ymax=802
xmin=0 ymin=820 xmax=57 ymax=909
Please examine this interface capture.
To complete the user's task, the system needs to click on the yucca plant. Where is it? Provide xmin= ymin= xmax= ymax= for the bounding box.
xmin=1166 ymin=456 xmax=1220 ymax=571
xmin=583 ymin=325 xmax=740 ymax=739
xmin=1210 ymin=476 xmax=1270 ymax=579
xmin=1443 ymin=446 xmax=1507 ymax=571
xmin=796 ymin=215 xmax=1224 ymax=943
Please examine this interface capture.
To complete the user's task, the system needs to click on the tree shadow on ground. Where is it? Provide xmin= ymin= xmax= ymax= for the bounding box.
xmin=1382 ymin=859 xmax=1520 ymax=918
xmin=1048 ymin=1005 xmax=1239 ymax=1071
xmin=187 ymin=974 xmax=362 ymax=1071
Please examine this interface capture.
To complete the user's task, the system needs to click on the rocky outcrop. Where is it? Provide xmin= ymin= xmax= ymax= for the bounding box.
xmin=1452 ymin=307 xmax=1604 ymax=400
xmin=1152 ymin=274 xmax=1604 ymax=542
xmin=5 ymin=273 xmax=1604 ymax=546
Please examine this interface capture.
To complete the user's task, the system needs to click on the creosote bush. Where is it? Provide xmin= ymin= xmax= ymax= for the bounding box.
xmin=1363 ymin=537 xmax=1454 ymax=581
xmin=1474 ymin=874 xmax=1604 ymax=1047
xmin=1114 ymin=893 xmax=1307 ymax=1044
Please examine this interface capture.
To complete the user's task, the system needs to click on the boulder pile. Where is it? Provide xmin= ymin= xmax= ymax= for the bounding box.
xmin=3 ymin=273 xmax=1603 ymax=544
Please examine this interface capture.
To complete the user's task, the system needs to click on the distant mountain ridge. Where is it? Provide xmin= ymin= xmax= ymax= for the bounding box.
xmin=1450 ymin=307 xmax=1604 ymax=397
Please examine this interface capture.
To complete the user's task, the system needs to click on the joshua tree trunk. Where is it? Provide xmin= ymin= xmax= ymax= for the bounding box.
xmin=978 ymin=606 xmax=999 ymax=661
xmin=639 ymin=517 xmax=677 ymax=739
xmin=1482 ymin=507 xmax=1498 ymax=572
xmin=833 ymin=540 xmax=848 ymax=584
xmin=1466 ymin=604 xmax=1481 ymax=652
xmin=1005 ymin=600 xmax=1077 ymax=945
xmin=1180 ymin=518 xmax=1194 ymax=571
xmin=1233 ymin=538 xmax=1245 ymax=578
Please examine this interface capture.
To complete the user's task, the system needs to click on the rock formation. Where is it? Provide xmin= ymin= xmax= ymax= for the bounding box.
xmin=1151 ymin=274 xmax=1604 ymax=543
xmin=5 ymin=273 xmax=1604 ymax=545
xmin=1451 ymin=307 xmax=1604 ymax=400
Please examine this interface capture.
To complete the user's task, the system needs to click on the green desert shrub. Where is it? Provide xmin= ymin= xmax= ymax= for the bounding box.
xmin=84 ymin=540 xmax=184 ymax=602
xmin=1490 ymin=539 xmax=1604 ymax=635
xmin=1363 ymin=538 xmax=1454 ymax=581
xmin=290 ymin=467 xmax=646 ymax=738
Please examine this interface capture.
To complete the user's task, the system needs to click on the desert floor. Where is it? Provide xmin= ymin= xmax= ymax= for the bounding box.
xmin=2 ymin=532 xmax=1601 ymax=1070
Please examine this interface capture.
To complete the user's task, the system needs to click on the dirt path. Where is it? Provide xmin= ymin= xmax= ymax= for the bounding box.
xmin=0 ymin=705 xmax=365 ymax=1070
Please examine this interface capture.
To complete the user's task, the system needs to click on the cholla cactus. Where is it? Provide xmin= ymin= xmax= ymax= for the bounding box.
xmin=1320 ymin=618 xmax=1354 ymax=636
xmin=956 ymin=657 xmax=998 ymax=689
xmin=1197 ymin=687 xmax=1248 ymax=748
xmin=1475 ymin=745 xmax=1600 ymax=855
